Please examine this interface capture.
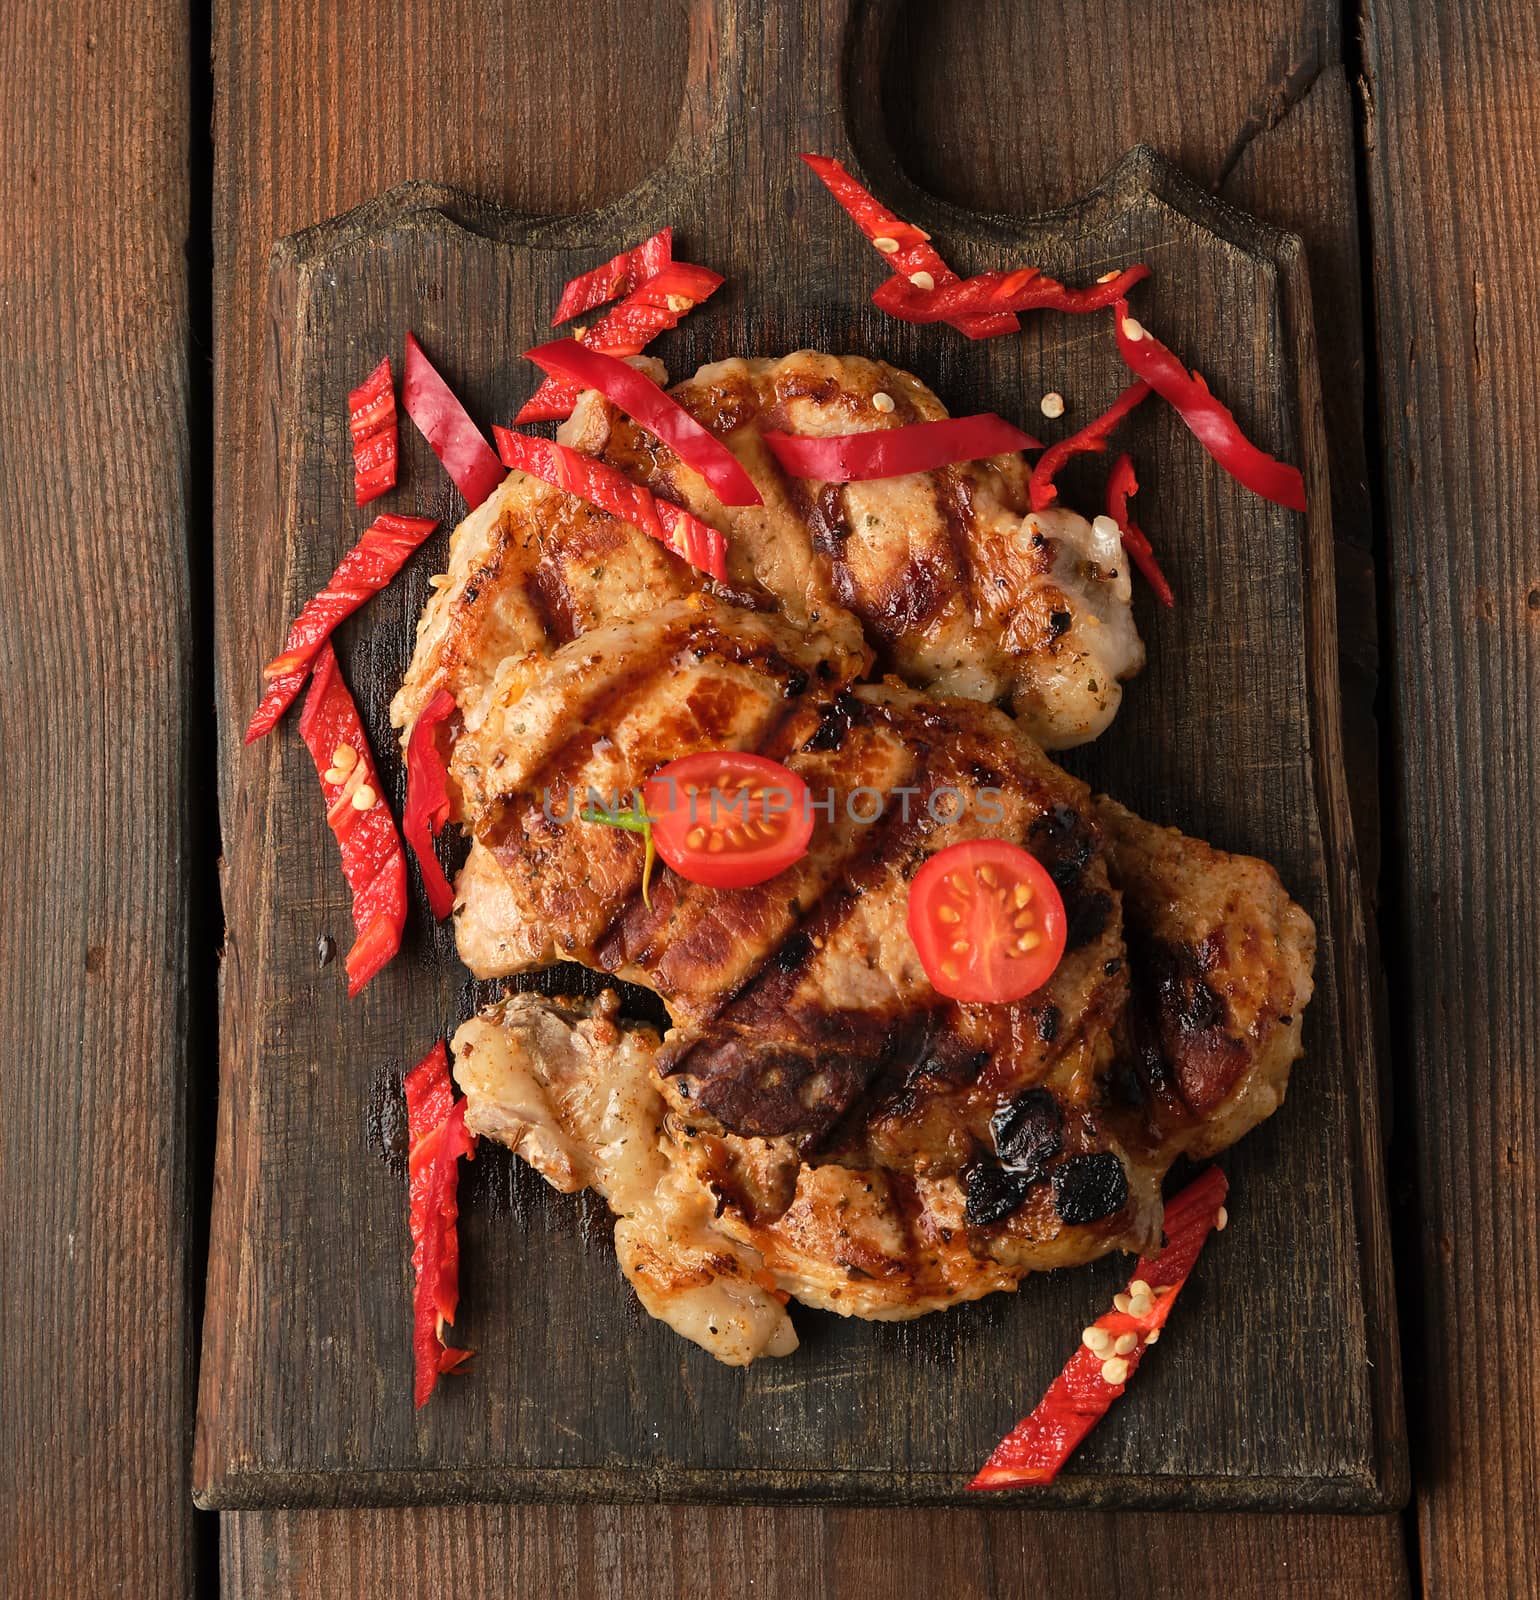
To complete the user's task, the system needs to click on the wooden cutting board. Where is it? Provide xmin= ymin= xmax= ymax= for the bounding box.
xmin=195 ymin=0 xmax=1405 ymax=1509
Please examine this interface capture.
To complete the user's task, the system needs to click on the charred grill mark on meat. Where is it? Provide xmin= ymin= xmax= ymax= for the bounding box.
xmin=1051 ymin=1152 xmax=1131 ymax=1225
xmin=991 ymin=1087 xmax=1064 ymax=1174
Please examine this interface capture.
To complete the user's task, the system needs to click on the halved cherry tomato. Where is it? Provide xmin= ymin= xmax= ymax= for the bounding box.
xmin=908 ymin=839 xmax=1067 ymax=1003
xmin=644 ymin=751 xmax=812 ymax=889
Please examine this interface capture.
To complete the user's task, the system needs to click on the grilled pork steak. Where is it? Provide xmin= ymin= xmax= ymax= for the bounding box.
xmin=394 ymin=351 xmax=1143 ymax=751
xmin=424 ymin=601 xmax=1312 ymax=1360
xmin=393 ymin=353 xmax=1314 ymax=1364
xmin=451 ymin=766 xmax=1316 ymax=1361
xmin=442 ymin=600 xmax=1131 ymax=1174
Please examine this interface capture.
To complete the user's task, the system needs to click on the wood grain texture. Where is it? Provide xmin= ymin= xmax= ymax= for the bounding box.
xmin=0 ymin=5 xmax=197 ymax=1599
xmin=1362 ymin=0 xmax=1540 ymax=1593
xmin=202 ymin=0 xmax=682 ymax=1515
xmin=205 ymin=0 xmax=1403 ymax=1583
xmin=222 ymin=1504 xmax=1410 ymax=1598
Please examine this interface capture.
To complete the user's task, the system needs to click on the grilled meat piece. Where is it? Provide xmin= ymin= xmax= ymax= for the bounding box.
xmin=1094 ymin=797 xmax=1315 ymax=1160
xmin=450 ymin=770 xmax=1314 ymax=1355
xmin=451 ymin=990 xmax=798 ymax=1366
xmin=393 ymin=351 xmax=1142 ymax=750
xmin=445 ymin=600 xmax=1136 ymax=1185
xmin=449 ymin=597 xmax=857 ymax=975
xmin=389 ymin=414 xmax=717 ymax=738
xmin=434 ymin=602 xmax=1313 ymax=1364
xmin=392 ymin=351 xmax=1312 ymax=1364
xmin=569 ymin=352 xmax=1143 ymax=747
xmin=451 ymin=990 xmax=1156 ymax=1357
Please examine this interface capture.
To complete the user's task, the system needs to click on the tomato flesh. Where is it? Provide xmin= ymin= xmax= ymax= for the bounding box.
xmin=644 ymin=751 xmax=812 ymax=889
xmin=907 ymin=839 xmax=1067 ymax=1003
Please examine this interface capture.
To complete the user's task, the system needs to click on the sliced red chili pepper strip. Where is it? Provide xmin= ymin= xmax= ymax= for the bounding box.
xmin=244 ymin=511 xmax=439 ymax=743
xmin=297 ymin=641 xmax=407 ymax=995
xmin=262 ymin=510 xmax=437 ymax=680
xmin=799 ymin=153 xmax=1017 ymax=339
xmin=406 ymin=1045 xmax=474 ymax=1396
xmin=351 ymin=429 xmax=399 ymax=506
xmin=873 ymin=261 xmax=1152 ymax=323
xmin=349 ymin=357 xmax=396 ymax=438
xmin=761 ymin=413 xmax=1041 ymax=482
xmin=493 ymin=427 xmax=728 ymax=582
xmin=405 ymin=1042 xmax=477 ymax=1407
xmin=583 ymin=260 xmax=723 ymax=355
xmin=401 ymin=333 xmax=507 ymax=510
xmin=245 ymin=513 xmax=437 ymax=744
xmin=523 ymin=339 xmax=762 ymax=508
xmin=515 ymin=383 xmax=576 ymax=425
xmin=1112 ymin=298 xmax=1307 ymax=512
xmin=1028 ymin=380 xmax=1152 ymax=514
xmin=404 ymin=688 xmax=458 ymax=920
xmin=1105 ymin=454 xmax=1174 ymax=608
xmin=553 ymin=227 xmax=673 ymax=324
xmin=244 ymin=660 xmax=310 ymax=747
xmin=344 ymin=875 xmax=405 ymax=994
xmin=405 ymin=1039 xmax=455 ymax=1136
xmin=518 ymin=261 xmax=726 ymax=422
xmin=495 ymin=427 xmax=655 ymax=551
xmin=348 ymin=357 xmax=398 ymax=506
xmin=969 ymin=1166 xmax=1230 ymax=1489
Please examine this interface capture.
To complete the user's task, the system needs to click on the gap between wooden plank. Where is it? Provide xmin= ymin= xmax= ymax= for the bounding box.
xmin=1341 ymin=0 xmax=1426 ymax=1591
xmin=187 ymin=0 xmax=223 ymax=1591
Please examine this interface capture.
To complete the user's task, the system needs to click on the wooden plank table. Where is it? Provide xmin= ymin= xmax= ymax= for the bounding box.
xmin=1 ymin=0 xmax=1533 ymax=1594
xmin=0 ymin=6 xmax=200 ymax=1599
xmin=1362 ymin=1 xmax=1540 ymax=1585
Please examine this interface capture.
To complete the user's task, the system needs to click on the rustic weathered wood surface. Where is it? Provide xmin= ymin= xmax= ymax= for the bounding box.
xmin=0 ymin=4 xmax=201 ymax=1600
xmin=6 ymin=0 xmax=1533 ymax=1590
xmin=1362 ymin=3 xmax=1540 ymax=1594
xmin=223 ymin=1504 xmax=1410 ymax=1596
xmin=198 ymin=0 xmax=1399 ymax=1513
